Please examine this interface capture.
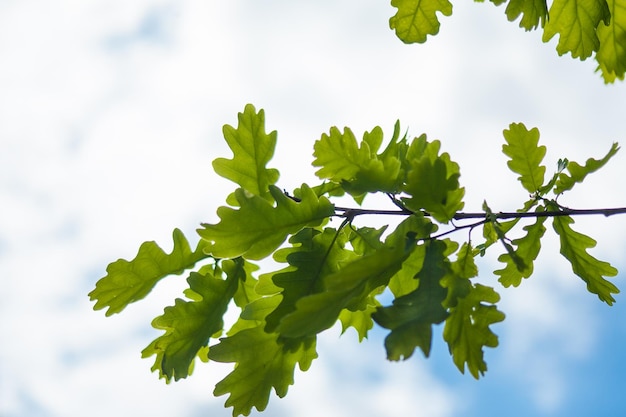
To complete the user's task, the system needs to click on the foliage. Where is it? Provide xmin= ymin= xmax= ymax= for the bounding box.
xmin=90 ymin=104 xmax=622 ymax=416
xmin=390 ymin=0 xmax=626 ymax=81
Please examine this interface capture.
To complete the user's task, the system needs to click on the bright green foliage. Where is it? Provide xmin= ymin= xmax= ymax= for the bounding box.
xmin=141 ymin=260 xmax=241 ymax=381
xmin=373 ymin=240 xmax=450 ymax=360
xmin=263 ymin=227 xmax=355 ymax=333
xmin=596 ymin=0 xmax=626 ymax=81
xmin=502 ymin=123 xmax=546 ymax=194
xmin=390 ymin=0 xmax=453 ymax=43
xmin=505 ymin=0 xmax=548 ymax=30
xmin=89 ymin=228 xmax=209 ymax=316
xmin=442 ymin=243 xmax=505 ymax=378
xmin=548 ymin=202 xmax=620 ymax=304
xmin=443 ymin=282 xmax=505 ymax=378
xmin=543 ymin=0 xmax=610 ymax=59
xmin=554 ymin=142 xmax=620 ymax=194
xmin=276 ymin=230 xmax=416 ymax=338
xmin=91 ymin=105 xmax=622 ymax=416
xmin=494 ymin=213 xmax=547 ymax=287
xmin=313 ymin=126 xmax=404 ymax=201
xmin=209 ymin=326 xmax=317 ymax=417
xmin=212 ymin=104 xmax=279 ymax=203
xmin=389 ymin=0 xmax=626 ymax=81
xmin=402 ymin=136 xmax=465 ymax=223
xmin=197 ymin=185 xmax=334 ymax=260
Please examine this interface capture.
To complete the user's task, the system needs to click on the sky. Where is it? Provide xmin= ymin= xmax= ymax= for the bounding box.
xmin=1 ymin=1 xmax=626 ymax=416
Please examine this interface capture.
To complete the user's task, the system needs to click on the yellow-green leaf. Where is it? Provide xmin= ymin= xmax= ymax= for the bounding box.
xmin=89 ymin=229 xmax=209 ymax=316
xmin=390 ymin=0 xmax=453 ymax=44
xmin=198 ymin=185 xmax=334 ymax=260
xmin=212 ymin=104 xmax=279 ymax=202
xmin=542 ymin=0 xmax=611 ymax=59
xmin=502 ymin=123 xmax=546 ymax=193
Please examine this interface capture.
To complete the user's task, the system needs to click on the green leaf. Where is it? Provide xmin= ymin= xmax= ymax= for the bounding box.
xmin=554 ymin=142 xmax=620 ymax=194
xmin=401 ymin=137 xmax=464 ymax=223
xmin=198 ymin=185 xmax=334 ymax=260
xmin=276 ymin=231 xmax=417 ymax=338
xmin=596 ymin=0 xmax=626 ymax=82
xmin=443 ymin=244 xmax=504 ymax=379
xmin=386 ymin=214 xmax=437 ymax=296
xmin=141 ymin=259 xmax=242 ymax=381
xmin=232 ymin=260 xmax=261 ymax=308
xmin=209 ymin=327 xmax=317 ymax=417
xmin=542 ymin=0 xmax=611 ymax=60
xmin=263 ymin=227 xmax=355 ymax=332
xmin=443 ymin=283 xmax=505 ymax=378
xmin=312 ymin=126 xmax=403 ymax=200
xmin=373 ymin=240 xmax=450 ymax=360
xmin=390 ymin=0 xmax=453 ymax=44
xmin=212 ymin=104 xmax=280 ymax=203
xmin=89 ymin=228 xmax=210 ymax=316
xmin=502 ymin=123 xmax=546 ymax=193
xmin=550 ymin=210 xmax=619 ymax=304
xmin=338 ymin=300 xmax=378 ymax=341
xmin=494 ymin=211 xmax=547 ymax=287
xmin=505 ymin=0 xmax=549 ymax=30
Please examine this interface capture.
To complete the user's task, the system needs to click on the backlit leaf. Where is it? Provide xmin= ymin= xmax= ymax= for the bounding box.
xmin=502 ymin=123 xmax=546 ymax=193
xmin=212 ymin=104 xmax=279 ymax=202
xmin=263 ymin=227 xmax=355 ymax=332
xmin=339 ymin=300 xmax=378 ymax=341
xmin=542 ymin=0 xmax=611 ymax=59
xmin=554 ymin=142 xmax=620 ymax=194
xmin=443 ymin=283 xmax=504 ymax=378
xmin=89 ymin=228 xmax=210 ymax=316
xmin=312 ymin=126 xmax=403 ymax=200
xmin=209 ymin=327 xmax=317 ymax=417
xmin=198 ymin=185 xmax=334 ymax=260
xmin=276 ymin=231 xmax=416 ymax=338
xmin=505 ymin=0 xmax=548 ymax=30
xmin=390 ymin=0 xmax=453 ymax=44
xmin=495 ymin=211 xmax=547 ymax=287
xmin=141 ymin=259 xmax=242 ymax=381
xmin=596 ymin=0 xmax=626 ymax=81
xmin=549 ymin=204 xmax=619 ymax=304
xmin=402 ymin=136 xmax=464 ymax=223
xmin=373 ymin=240 xmax=450 ymax=360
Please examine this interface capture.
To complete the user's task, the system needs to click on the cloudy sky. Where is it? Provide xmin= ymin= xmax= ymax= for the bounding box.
xmin=1 ymin=1 xmax=626 ymax=416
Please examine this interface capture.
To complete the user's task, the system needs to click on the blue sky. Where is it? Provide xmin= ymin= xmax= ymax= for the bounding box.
xmin=1 ymin=1 xmax=626 ymax=416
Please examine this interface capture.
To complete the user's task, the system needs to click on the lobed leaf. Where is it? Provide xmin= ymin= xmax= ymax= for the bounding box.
xmin=502 ymin=123 xmax=546 ymax=193
xmin=276 ymin=230 xmax=417 ymax=338
xmin=390 ymin=0 xmax=453 ymax=44
xmin=505 ymin=0 xmax=549 ymax=30
xmin=141 ymin=259 xmax=242 ymax=381
xmin=338 ymin=300 xmax=379 ymax=341
xmin=373 ymin=240 xmax=450 ymax=360
xmin=402 ymin=136 xmax=465 ymax=223
xmin=549 ymin=204 xmax=619 ymax=304
xmin=212 ymin=104 xmax=279 ymax=202
xmin=442 ymin=244 xmax=505 ymax=378
xmin=554 ymin=142 xmax=620 ymax=194
xmin=542 ymin=0 xmax=611 ymax=60
xmin=263 ymin=227 xmax=355 ymax=332
xmin=495 ymin=211 xmax=547 ymax=287
xmin=443 ymin=284 xmax=505 ymax=378
xmin=198 ymin=185 xmax=334 ymax=260
xmin=596 ymin=0 xmax=626 ymax=82
xmin=89 ymin=229 xmax=210 ymax=316
xmin=312 ymin=126 xmax=404 ymax=201
xmin=209 ymin=327 xmax=317 ymax=417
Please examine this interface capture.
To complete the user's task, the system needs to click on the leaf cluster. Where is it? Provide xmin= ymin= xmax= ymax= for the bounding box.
xmin=389 ymin=0 xmax=626 ymax=82
xmin=90 ymin=105 xmax=621 ymax=416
